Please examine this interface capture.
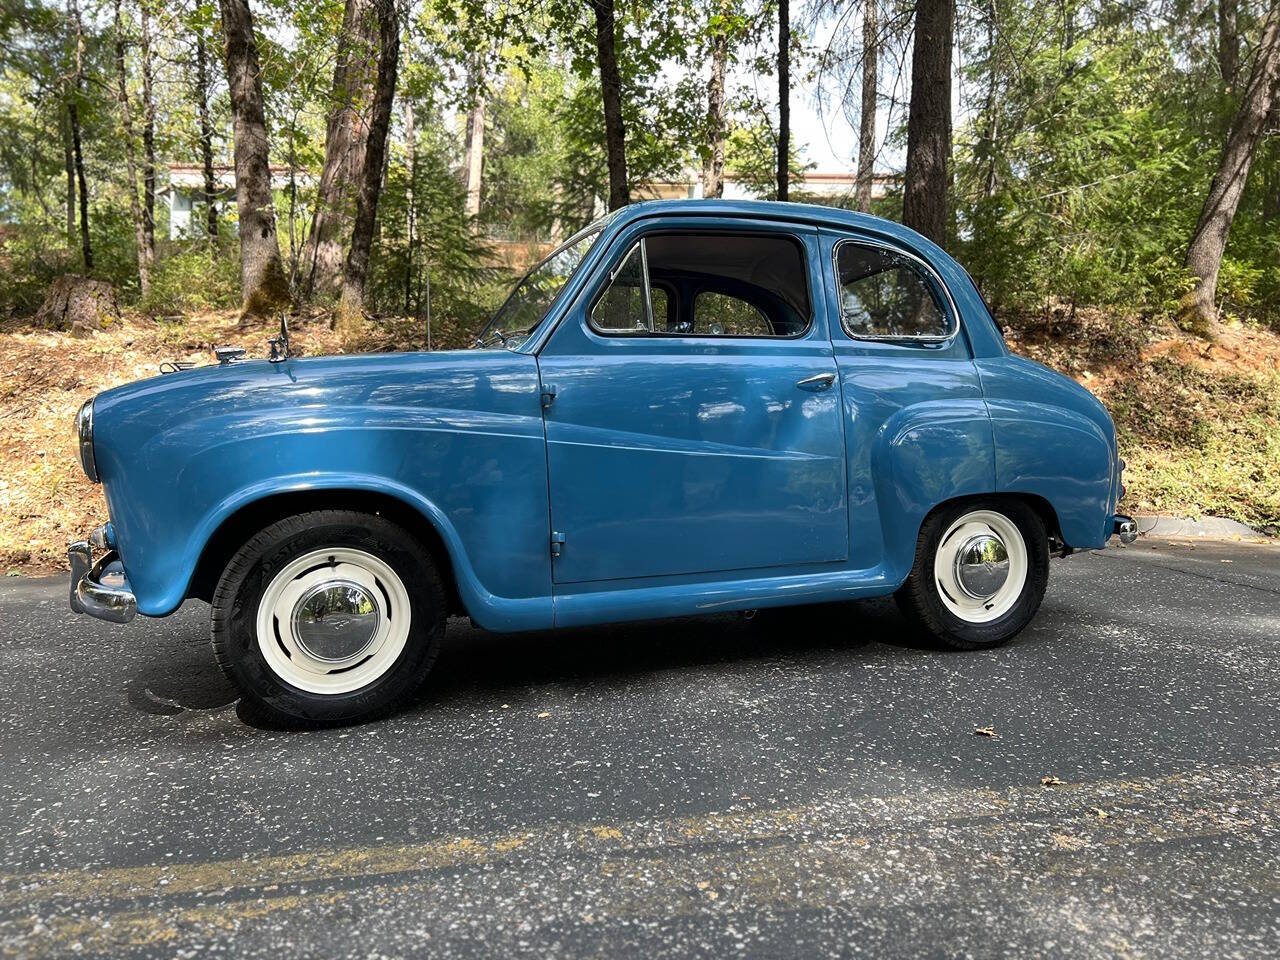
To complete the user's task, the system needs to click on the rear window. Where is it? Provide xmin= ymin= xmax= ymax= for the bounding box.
xmin=835 ymin=242 xmax=951 ymax=339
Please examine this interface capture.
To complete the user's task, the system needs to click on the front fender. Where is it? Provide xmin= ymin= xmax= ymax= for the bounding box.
xmin=139 ymin=473 xmax=551 ymax=632
xmin=93 ymin=351 xmax=555 ymax=631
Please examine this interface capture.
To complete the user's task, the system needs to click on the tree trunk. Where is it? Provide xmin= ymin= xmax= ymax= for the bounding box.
xmin=195 ymin=29 xmax=219 ymax=246
xmin=303 ymin=0 xmax=377 ymax=300
xmin=777 ymin=0 xmax=790 ymax=201
xmin=70 ymin=110 xmax=91 ymax=271
xmin=592 ymin=0 xmax=629 ymax=210
xmin=702 ymin=0 xmax=728 ymax=199
xmin=854 ymin=0 xmax=878 ymax=212
xmin=67 ymin=0 xmax=92 ymax=271
xmin=902 ymin=0 xmax=954 ymax=246
xmin=113 ymin=0 xmax=150 ymax=298
xmin=404 ymin=98 xmax=416 ymax=315
xmin=1220 ymin=0 xmax=1240 ymax=90
xmin=1263 ymin=93 xmax=1280 ymax=223
xmin=139 ymin=0 xmax=156 ymax=268
xmin=1179 ymin=5 xmax=1280 ymax=335
xmin=337 ymin=0 xmax=399 ymax=334
xmin=218 ymin=0 xmax=290 ymax=317
xmin=62 ymin=108 xmax=76 ymax=249
xmin=461 ymin=80 xmax=485 ymax=219
xmin=980 ymin=0 xmax=999 ymax=199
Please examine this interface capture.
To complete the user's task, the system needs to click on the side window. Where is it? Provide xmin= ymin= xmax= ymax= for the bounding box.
xmin=591 ymin=244 xmax=651 ymax=333
xmin=650 ymin=286 xmax=671 ymax=330
xmin=836 ymin=242 xmax=951 ymax=339
xmin=694 ymin=292 xmax=771 ymax=337
xmin=589 ymin=232 xmax=810 ymax=338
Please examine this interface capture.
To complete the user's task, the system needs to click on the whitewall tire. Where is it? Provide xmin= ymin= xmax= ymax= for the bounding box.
xmin=211 ymin=510 xmax=446 ymax=726
xmin=896 ymin=499 xmax=1049 ymax=650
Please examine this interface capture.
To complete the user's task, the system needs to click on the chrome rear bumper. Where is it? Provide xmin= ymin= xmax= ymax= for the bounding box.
xmin=1113 ymin=514 xmax=1138 ymax=545
xmin=69 ymin=538 xmax=137 ymax=624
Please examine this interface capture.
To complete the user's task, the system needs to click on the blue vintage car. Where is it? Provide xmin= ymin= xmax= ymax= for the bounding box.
xmin=69 ymin=199 xmax=1135 ymax=724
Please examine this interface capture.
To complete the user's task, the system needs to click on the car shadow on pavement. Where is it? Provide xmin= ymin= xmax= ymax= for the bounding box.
xmin=122 ymin=598 xmax=947 ymax=728
xmin=412 ymin=598 xmax=949 ymax=711
xmin=125 ymin=635 xmax=238 ymax=716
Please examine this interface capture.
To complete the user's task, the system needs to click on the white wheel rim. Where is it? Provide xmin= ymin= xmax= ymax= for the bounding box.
xmin=255 ymin=547 xmax=411 ymax=694
xmin=933 ymin=509 xmax=1027 ymax=624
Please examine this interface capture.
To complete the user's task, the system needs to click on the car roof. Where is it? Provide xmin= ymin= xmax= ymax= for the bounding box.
xmin=608 ymin=198 xmax=933 ymax=251
xmin=590 ymin=198 xmax=1010 ymax=361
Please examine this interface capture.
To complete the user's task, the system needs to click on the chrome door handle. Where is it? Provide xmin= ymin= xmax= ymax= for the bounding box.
xmin=796 ymin=372 xmax=837 ymax=391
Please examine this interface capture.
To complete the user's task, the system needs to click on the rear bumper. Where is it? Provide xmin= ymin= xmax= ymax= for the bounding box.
xmin=1113 ymin=514 xmax=1138 ymax=545
xmin=69 ymin=536 xmax=137 ymax=624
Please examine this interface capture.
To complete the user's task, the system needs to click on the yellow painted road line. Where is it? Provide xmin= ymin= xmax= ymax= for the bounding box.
xmin=2 ymin=763 xmax=1277 ymax=957
xmin=2 ymin=762 xmax=1274 ymax=911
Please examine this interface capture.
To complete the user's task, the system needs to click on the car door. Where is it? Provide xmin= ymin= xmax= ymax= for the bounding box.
xmin=537 ymin=218 xmax=849 ymax=585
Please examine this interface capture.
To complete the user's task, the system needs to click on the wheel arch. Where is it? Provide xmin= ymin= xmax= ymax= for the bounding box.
xmin=187 ymin=487 xmax=465 ymax=618
xmin=919 ymin=491 xmax=1064 ymax=540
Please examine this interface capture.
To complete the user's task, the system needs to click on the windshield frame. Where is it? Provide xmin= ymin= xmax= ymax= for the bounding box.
xmin=474 ymin=219 xmax=610 ymax=350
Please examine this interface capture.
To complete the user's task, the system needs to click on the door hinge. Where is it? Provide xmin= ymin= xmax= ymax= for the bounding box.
xmin=550 ymin=531 xmax=565 ymax=558
xmin=540 ymin=383 xmax=557 ymax=409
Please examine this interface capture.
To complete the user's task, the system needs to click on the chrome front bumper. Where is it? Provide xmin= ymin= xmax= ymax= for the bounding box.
xmin=68 ymin=533 xmax=136 ymax=624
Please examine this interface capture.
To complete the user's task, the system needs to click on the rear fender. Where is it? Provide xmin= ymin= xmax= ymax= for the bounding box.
xmin=870 ymin=398 xmax=998 ymax=584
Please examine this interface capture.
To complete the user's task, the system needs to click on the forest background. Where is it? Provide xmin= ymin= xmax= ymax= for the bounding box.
xmin=1 ymin=0 xmax=1277 ymax=572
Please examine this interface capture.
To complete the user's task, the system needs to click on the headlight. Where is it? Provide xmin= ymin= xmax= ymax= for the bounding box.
xmin=76 ymin=399 xmax=99 ymax=483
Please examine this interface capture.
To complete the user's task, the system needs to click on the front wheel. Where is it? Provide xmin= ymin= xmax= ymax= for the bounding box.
xmin=895 ymin=499 xmax=1049 ymax=650
xmin=211 ymin=510 xmax=446 ymax=726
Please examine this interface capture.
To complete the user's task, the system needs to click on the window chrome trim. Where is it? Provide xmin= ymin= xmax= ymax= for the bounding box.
xmin=638 ymin=238 xmax=655 ymax=332
xmin=831 ymin=237 xmax=960 ymax=345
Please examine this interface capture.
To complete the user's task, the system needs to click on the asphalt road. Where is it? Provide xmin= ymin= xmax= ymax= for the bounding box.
xmin=1 ymin=537 xmax=1279 ymax=959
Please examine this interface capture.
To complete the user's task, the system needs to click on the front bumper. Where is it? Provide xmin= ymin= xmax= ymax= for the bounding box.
xmin=68 ymin=532 xmax=136 ymax=624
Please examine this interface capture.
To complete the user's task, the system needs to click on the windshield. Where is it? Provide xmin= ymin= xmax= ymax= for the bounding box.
xmin=475 ymin=218 xmax=611 ymax=349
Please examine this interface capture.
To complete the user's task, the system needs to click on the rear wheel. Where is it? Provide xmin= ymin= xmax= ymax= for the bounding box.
xmin=895 ymin=499 xmax=1049 ymax=650
xmin=211 ymin=510 xmax=446 ymax=726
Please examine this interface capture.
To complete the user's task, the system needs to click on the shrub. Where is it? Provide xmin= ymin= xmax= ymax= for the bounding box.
xmin=140 ymin=246 xmax=241 ymax=316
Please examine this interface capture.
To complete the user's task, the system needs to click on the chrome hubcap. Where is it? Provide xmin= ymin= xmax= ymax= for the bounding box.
xmin=291 ymin=580 xmax=380 ymax=663
xmin=933 ymin=510 xmax=1029 ymax=624
xmin=953 ymin=534 xmax=1010 ymax=600
xmin=255 ymin=547 xmax=411 ymax=695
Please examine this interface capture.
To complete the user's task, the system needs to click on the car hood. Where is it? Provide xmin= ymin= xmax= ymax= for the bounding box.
xmin=90 ymin=348 xmax=544 ymax=477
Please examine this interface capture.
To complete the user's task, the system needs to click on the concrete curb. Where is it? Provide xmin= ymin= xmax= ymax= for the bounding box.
xmin=1135 ymin=515 xmax=1272 ymax=540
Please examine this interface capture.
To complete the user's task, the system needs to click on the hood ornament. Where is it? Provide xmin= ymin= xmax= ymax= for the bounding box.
xmin=267 ymin=314 xmax=291 ymax=363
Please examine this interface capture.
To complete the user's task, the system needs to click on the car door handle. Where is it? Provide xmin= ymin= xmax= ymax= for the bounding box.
xmin=796 ymin=372 xmax=837 ymax=391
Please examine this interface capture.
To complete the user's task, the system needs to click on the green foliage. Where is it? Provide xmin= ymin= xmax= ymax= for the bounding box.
xmin=948 ymin=0 xmax=1279 ymax=327
xmin=1106 ymin=356 xmax=1280 ymax=526
xmin=2 ymin=0 xmax=1278 ymax=340
xmin=482 ymin=61 xmax=574 ymax=238
xmin=726 ymin=117 xmax=811 ymax=200
xmin=0 ymin=220 xmax=75 ymax=316
xmin=365 ymin=115 xmax=494 ymax=335
xmin=140 ymin=246 xmax=241 ymax=316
